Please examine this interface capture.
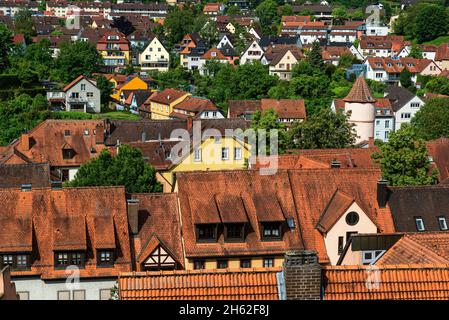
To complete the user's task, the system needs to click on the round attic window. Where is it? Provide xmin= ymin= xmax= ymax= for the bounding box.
xmin=345 ymin=212 xmax=359 ymax=226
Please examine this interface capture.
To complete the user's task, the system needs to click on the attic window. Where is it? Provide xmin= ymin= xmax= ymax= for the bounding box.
xmin=97 ymin=250 xmax=114 ymax=267
xmin=345 ymin=212 xmax=359 ymax=226
xmin=55 ymin=251 xmax=85 ymax=269
xmin=64 ymin=130 xmax=71 ymax=136
xmin=438 ymin=217 xmax=448 ymax=231
xmin=196 ymin=224 xmax=217 ymax=242
xmin=224 ymin=223 xmax=245 ymax=242
xmin=83 ymin=129 xmax=89 ymax=136
xmin=261 ymin=222 xmax=282 ymax=240
xmin=414 ymin=217 xmax=425 ymax=232
xmin=62 ymin=148 xmax=75 ymax=159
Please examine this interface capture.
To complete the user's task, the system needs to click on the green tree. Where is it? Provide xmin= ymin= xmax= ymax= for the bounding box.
xmin=226 ymin=5 xmax=241 ymax=15
xmin=415 ymin=4 xmax=448 ymax=43
xmin=55 ymin=41 xmax=102 ymax=82
xmin=408 ymin=44 xmax=423 ymax=59
xmin=95 ymin=75 xmax=114 ymax=107
xmin=400 ymin=68 xmax=413 ymax=90
xmin=372 ymin=124 xmax=438 ymax=186
xmin=14 ymin=8 xmax=35 ymax=42
xmin=306 ymin=41 xmax=324 ymax=70
xmin=332 ymin=7 xmax=347 ymax=25
xmin=0 ymin=23 xmax=13 ymax=72
xmin=286 ymin=108 xmax=357 ymax=149
xmin=425 ymin=76 xmax=449 ymax=95
xmin=65 ymin=145 xmax=162 ymax=193
xmin=278 ymin=4 xmax=293 ymax=16
xmin=164 ymin=8 xmax=195 ymax=47
xmin=199 ymin=19 xmax=218 ymax=46
xmin=412 ymin=98 xmax=449 ymax=140
xmin=251 ymin=109 xmax=287 ymax=154
xmin=255 ymin=0 xmax=278 ymax=35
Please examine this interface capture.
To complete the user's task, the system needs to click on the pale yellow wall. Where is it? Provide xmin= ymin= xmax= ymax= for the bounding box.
xmin=184 ymin=256 xmax=284 ymax=270
xmin=324 ymin=202 xmax=378 ymax=265
xmin=437 ymin=60 xmax=449 ymax=71
xmin=161 ymin=137 xmax=250 ymax=188
xmin=150 ymin=93 xmax=190 ymax=119
xmin=339 ymin=247 xmax=363 ymax=266
xmin=139 ymin=37 xmax=170 ymax=72
xmin=421 ymin=62 xmax=441 ymax=76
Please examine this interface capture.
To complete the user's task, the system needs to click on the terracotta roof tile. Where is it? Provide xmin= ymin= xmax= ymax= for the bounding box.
xmin=426 ymin=138 xmax=449 ymax=182
xmin=119 ymin=267 xmax=281 ymax=300
xmin=343 ymin=76 xmax=376 ymax=103
xmin=149 ymin=88 xmax=189 ymax=105
xmin=316 ymin=189 xmax=355 ymax=233
xmin=323 ymin=264 xmax=449 ymax=300
xmin=0 ymin=163 xmax=51 ymax=188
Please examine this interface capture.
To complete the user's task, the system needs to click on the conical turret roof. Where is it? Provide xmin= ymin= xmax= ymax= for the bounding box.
xmin=343 ymin=76 xmax=376 ymax=103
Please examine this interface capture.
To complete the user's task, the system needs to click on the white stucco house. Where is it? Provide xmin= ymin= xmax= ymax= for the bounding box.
xmin=139 ymin=36 xmax=170 ymax=72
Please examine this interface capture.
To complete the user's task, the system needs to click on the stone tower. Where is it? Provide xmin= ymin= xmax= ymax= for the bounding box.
xmin=343 ymin=76 xmax=376 ymax=144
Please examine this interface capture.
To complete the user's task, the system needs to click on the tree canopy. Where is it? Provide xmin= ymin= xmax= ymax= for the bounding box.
xmin=372 ymin=124 xmax=438 ymax=186
xmin=65 ymin=145 xmax=163 ymax=193
xmin=411 ymin=98 xmax=449 ymax=140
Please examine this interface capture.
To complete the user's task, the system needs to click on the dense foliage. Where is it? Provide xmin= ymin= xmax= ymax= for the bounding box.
xmin=412 ymin=98 xmax=449 ymax=140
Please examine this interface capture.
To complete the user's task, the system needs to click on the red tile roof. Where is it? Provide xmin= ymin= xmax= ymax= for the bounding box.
xmin=63 ymin=75 xmax=95 ymax=92
xmin=426 ymin=138 xmax=449 ymax=182
xmin=202 ymin=47 xmax=227 ymax=60
xmin=316 ymin=189 xmax=356 ymax=233
xmin=260 ymin=99 xmax=306 ymax=119
xmin=0 ymin=186 xmax=132 ymax=279
xmin=435 ymin=43 xmax=449 ymax=61
xmin=173 ymin=96 xmax=218 ymax=113
xmin=119 ymin=267 xmax=281 ymax=300
xmin=343 ymin=76 xmax=376 ymax=103
xmin=149 ymin=88 xmax=189 ymax=105
xmin=176 ymin=170 xmax=304 ymax=258
xmin=323 ymin=264 xmax=449 ymax=300
xmin=367 ymin=57 xmax=437 ymax=74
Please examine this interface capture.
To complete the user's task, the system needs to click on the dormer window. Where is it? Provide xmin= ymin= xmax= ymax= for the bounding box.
xmin=196 ymin=224 xmax=217 ymax=242
xmin=97 ymin=250 xmax=114 ymax=267
xmin=261 ymin=222 xmax=282 ymax=240
xmin=64 ymin=130 xmax=71 ymax=136
xmin=438 ymin=217 xmax=448 ymax=231
xmin=62 ymin=148 xmax=75 ymax=159
xmin=211 ymin=51 xmax=217 ymax=57
xmin=0 ymin=254 xmax=30 ymax=271
xmin=224 ymin=223 xmax=245 ymax=242
xmin=55 ymin=251 xmax=86 ymax=269
xmin=415 ymin=217 xmax=425 ymax=232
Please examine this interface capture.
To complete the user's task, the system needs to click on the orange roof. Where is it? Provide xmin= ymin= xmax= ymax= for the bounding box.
xmin=375 ymin=232 xmax=449 ymax=265
xmin=149 ymin=88 xmax=189 ymax=105
xmin=426 ymin=138 xmax=449 ymax=182
xmin=260 ymin=99 xmax=306 ymax=119
xmin=316 ymin=189 xmax=356 ymax=233
xmin=63 ymin=75 xmax=95 ymax=92
xmin=173 ymin=96 xmax=218 ymax=113
xmin=119 ymin=267 xmax=281 ymax=300
xmin=343 ymin=76 xmax=376 ymax=103
xmin=323 ymin=264 xmax=449 ymax=300
xmin=367 ymin=57 xmax=437 ymax=74
xmin=202 ymin=47 xmax=227 ymax=60
xmin=203 ymin=3 xmax=221 ymax=12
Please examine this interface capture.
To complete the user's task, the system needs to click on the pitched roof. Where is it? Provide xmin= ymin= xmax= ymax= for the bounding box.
xmin=119 ymin=267 xmax=281 ymax=300
xmin=375 ymin=232 xmax=449 ymax=265
xmin=176 ymin=170 xmax=304 ymax=258
xmin=0 ymin=186 xmax=132 ymax=279
xmin=3 ymin=120 xmax=107 ymax=167
xmin=426 ymin=138 xmax=449 ymax=182
xmin=367 ymin=57 xmax=436 ymax=74
xmin=343 ymin=76 xmax=376 ymax=103
xmin=202 ymin=47 xmax=227 ymax=60
xmin=260 ymin=99 xmax=306 ymax=119
xmin=127 ymin=141 xmax=177 ymax=170
xmin=323 ymin=264 xmax=449 ymax=300
xmin=0 ymin=163 xmax=51 ymax=188
xmin=149 ymin=88 xmax=189 ymax=105
xmin=385 ymin=85 xmax=417 ymax=112
xmin=316 ymin=189 xmax=355 ymax=233
xmin=288 ymin=168 xmax=395 ymax=263
xmin=435 ymin=43 xmax=449 ymax=61
xmin=387 ymin=185 xmax=449 ymax=232
xmin=173 ymin=96 xmax=218 ymax=113
xmin=129 ymin=193 xmax=184 ymax=271
xmin=63 ymin=75 xmax=96 ymax=92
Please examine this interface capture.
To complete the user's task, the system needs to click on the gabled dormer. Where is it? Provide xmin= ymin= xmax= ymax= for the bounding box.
xmin=316 ymin=189 xmax=378 ymax=265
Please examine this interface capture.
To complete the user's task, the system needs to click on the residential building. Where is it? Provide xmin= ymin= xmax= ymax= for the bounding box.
xmin=435 ymin=43 xmax=449 ymax=70
xmin=170 ymin=96 xmax=223 ymax=120
xmin=96 ymin=31 xmax=131 ymax=72
xmin=268 ymin=46 xmax=303 ymax=81
xmin=198 ymin=47 xmax=229 ymax=75
xmin=0 ymin=163 xmax=51 ymax=188
xmin=365 ymin=57 xmax=441 ymax=84
xmin=202 ymin=3 xmax=224 ymax=19
xmin=47 ymin=75 xmax=101 ymax=113
xmin=385 ymin=85 xmax=424 ymax=129
xmin=240 ymin=40 xmax=265 ymax=65
xmin=139 ymin=36 xmax=169 ymax=72
xmin=228 ymin=99 xmax=306 ymax=124
xmin=149 ymin=88 xmax=191 ymax=119
xmin=109 ymin=75 xmax=154 ymax=104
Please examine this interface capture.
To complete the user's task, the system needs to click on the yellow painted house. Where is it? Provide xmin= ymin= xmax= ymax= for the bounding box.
xmin=149 ymin=88 xmax=191 ymax=119
xmin=161 ymin=134 xmax=251 ymax=192
xmin=109 ymin=76 xmax=151 ymax=102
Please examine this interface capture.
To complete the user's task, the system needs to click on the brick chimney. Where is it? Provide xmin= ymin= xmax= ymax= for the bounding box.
xmin=95 ymin=123 xmax=105 ymax=144
xmin=187 ymin=116 xmax=193 ymax=131
xmin=377 ymin=179 xmax=389 ymax=208
xmin=127 ymin=199 xmax=140 ymax=236
xmin=283 ymin=250 xmax=322 ymax=300
xmin=21 ymin=133 xmax=31 ymax=151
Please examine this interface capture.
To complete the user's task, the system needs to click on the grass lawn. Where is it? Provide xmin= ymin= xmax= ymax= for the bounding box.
xmin=92 ymin=111 xmax=141 ymax=120
xmin=423 ymin=35 xmax=449 ymax=46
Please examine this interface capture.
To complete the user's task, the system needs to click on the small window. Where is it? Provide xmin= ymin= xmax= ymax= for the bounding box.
xmin=438 ymin=217 xmax=448 ymax=231
xmin=193 ymin=260 xmax=205 ymax=270
xmin=338 ymin=236 xmax=344 ymax=255
xmin=97 ymin=250 xmax=114 ymax=267
xmin=64 ymin=130 xmax=71 ymax=136
xmin=263 ymin=258 xmax=274 ymax=267
xmin=83 ymin=129 xmax=89 ymax=135
xmin=217 ymin=260 xmax=228 ymax=269
xmin=221 ymin=147 xmax=229 ymax=160
xmin=87 ymin=92 xmax=94 ymax=98
xmin=81 ymin=84 xmax=86 ymax=91
xmin=73 ymin=290 xmax=86 ymax=300
xmin=415 ymin=217 xmax=425 ymax=231
xmin=261 ymin=222 xmax=282 ymax=240
xmin=196 ymin=224 xmax=217 ymax=242
xmin=225 ymin=223 xmax=244 ymax=242
xmin=55 ymin=252 xmax=85 ymax=269
xmin=100 ymin=289 xmax=112 ymax=300
xmin=345 ymin=212 xmax=359 ymax=226
xmin=194 ymin=147 xmax=202 ymax=162
xmin=57 ymin=291 xmax=70 ymax=300
xmin=240 ymin=259 xmax=251 ymax=268
xmin=234 ymin=147 xmax=242 ymax=160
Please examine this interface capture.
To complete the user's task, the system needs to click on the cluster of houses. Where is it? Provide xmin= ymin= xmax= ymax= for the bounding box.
xmin=0 ymin=111 xmax=448 ymax=299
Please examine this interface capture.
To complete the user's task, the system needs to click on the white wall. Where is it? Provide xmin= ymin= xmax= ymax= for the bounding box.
xmin=12 ymin=277 xmax=116 ymax=300
xmin=394 ymin=95 xmax=424 ymax=129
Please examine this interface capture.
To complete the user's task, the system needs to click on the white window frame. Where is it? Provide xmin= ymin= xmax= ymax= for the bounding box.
xmin=221 ymin=147 xmax=229 ymax=160
xmin=194 ymin=148 xmax=202 ymax=162
xmin=415 ymin=217 xmax=425 ymax=231
xmin=438 ymin=217 xmax=448 ymax=231
xmin=234 ymin=147 xmax=242 ymax=160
